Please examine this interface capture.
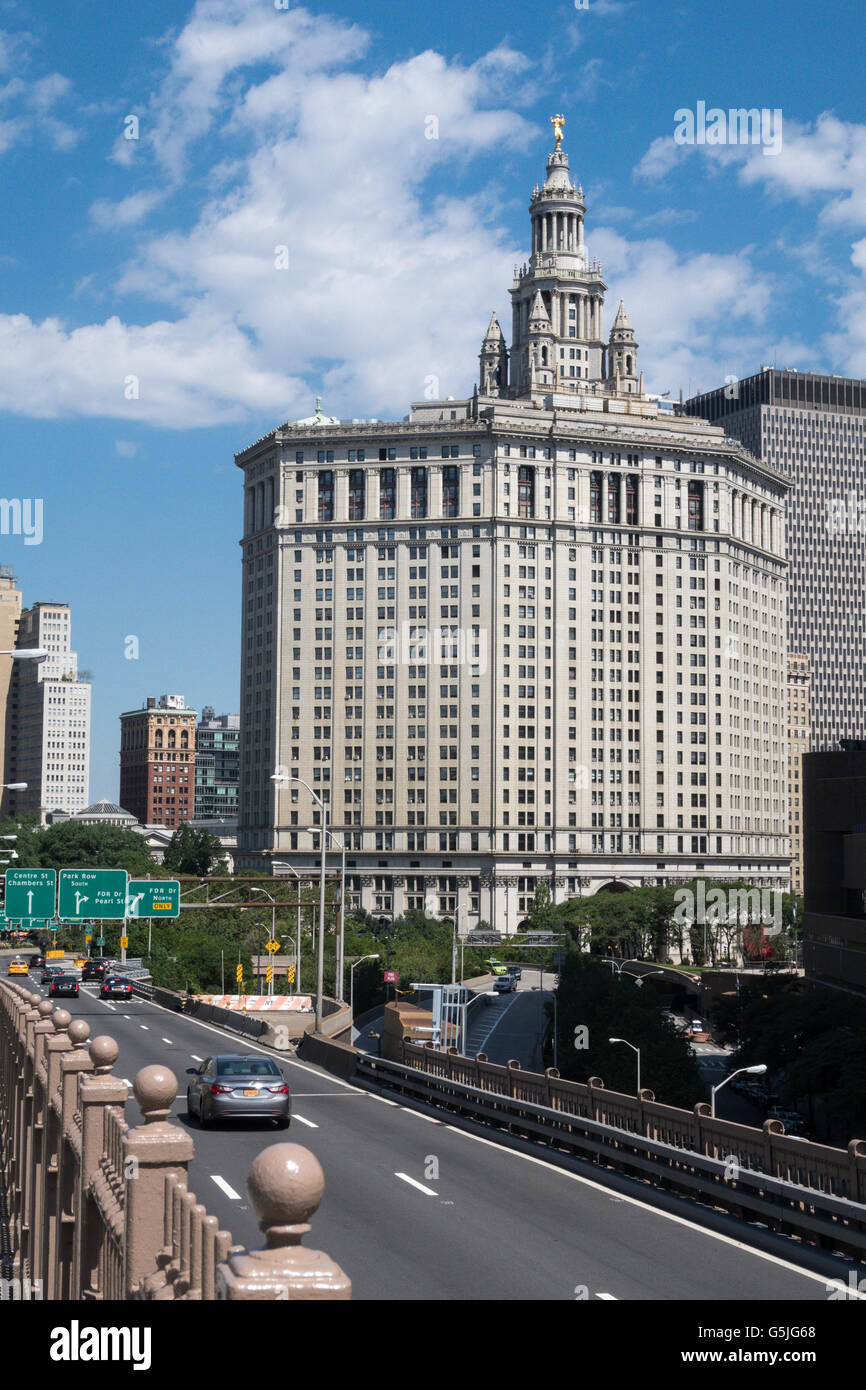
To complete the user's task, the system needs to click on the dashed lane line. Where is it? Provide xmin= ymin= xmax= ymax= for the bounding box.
xmin=395 ymin=1173 xmax=438 ymax=1197
xmin=210 ymin=1176 xmax=241 ymax=1201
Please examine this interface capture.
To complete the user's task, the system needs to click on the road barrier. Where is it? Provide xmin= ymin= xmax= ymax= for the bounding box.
xmin=354 ymin=1043 xmax=866 ymax=1262
xmin=0 ymin=979 xmax=351 ymax=1300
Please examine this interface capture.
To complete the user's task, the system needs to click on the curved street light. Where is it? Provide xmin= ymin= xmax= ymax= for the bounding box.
xmin=711 ymin=1063 xmax=767 ymax=1118
xmin=609 ymin=1036 xmax=641 ymax=1096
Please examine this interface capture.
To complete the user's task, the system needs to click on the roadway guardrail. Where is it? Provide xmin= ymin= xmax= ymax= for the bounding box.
xmin=354 ymin=1047 xmax=866 ymax=1263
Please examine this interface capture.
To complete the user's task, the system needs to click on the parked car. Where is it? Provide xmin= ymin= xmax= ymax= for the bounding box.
xmin=100 ymin=975 xmax=134 ymax=1000
xmin=493 ymin=975 xmax=516 ymax=994
xmin=185 ymin=1055 xmax=290 ymax=1128
xmin=7 ymin=957 xmax=28 ymax=976
xmin=48 ymin=974 xmax=79 ymax=998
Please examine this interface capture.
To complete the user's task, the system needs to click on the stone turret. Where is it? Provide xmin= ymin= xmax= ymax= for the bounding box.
xmin=607 ymin=300 xmax=639 ymax=393
xmin=478 ymin=311 xmax=509 ymax=397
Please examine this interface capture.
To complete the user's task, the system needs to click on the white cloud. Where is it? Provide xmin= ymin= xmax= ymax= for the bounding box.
xmin=0 ymin=6 xmax=537 ymax=427
xmin=114 ymin=439 xmax=139 ymax=458
xmin=0 ymin=41 xmax=78 ymax=153
xmin=90 ymin=190 xmax=167 ymax=229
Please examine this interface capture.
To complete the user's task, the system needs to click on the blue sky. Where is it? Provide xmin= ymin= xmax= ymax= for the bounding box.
xmin=1 ymin=0 xmax=864 ymax=800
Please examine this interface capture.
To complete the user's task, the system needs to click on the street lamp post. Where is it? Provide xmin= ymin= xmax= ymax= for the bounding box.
xmin=711 ymin=1063 xmax=767 ymax=1119
xmin=609 ymin=1037 xmax=641 ymax=1096
xmin=349 ymin=954 xmax=379 ymax=1018
xmin=272 ymin=773 xmax=327 ymax=1025
xmin=251 ymin=888 xmax=278 ymax=995
xmin=274 ymin=862 xmax=302 ymax=993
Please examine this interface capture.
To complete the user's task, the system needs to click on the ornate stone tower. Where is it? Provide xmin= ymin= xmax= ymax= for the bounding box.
xmin=477 ymin=114 xmax=644 ymax=401
xmin=507 ymin=116 xmax=608 ymax=396
xmin=607 ymin=300 xmax=639 ymax=393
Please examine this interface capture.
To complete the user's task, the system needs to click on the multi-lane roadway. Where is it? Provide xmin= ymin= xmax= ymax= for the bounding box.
xmin=14 ymin=967 xmax=859 ymax=1301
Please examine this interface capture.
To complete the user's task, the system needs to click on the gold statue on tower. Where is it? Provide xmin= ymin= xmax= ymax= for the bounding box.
xmin=551 ymin=113 xmax=565 ymax=150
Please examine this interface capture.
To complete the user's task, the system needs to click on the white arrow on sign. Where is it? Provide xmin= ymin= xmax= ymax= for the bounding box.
xmin=127 ymin=893 xmax=145 ymax=917
xmin=26 ymin=889 xmax=33 ymax=913
xmin=74 ymin=891 xmax=89 ymax=913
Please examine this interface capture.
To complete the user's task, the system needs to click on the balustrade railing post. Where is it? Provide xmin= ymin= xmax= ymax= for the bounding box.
xmin=215 ymin=1145 xmax=351 ymax=1299
xmin=122 ymin=1066 xmax=194 ymax=1300
xmin=55 ymin=1019 xmax=93 ymax=1300
xmin=41 ymin=1008 xmax=73 ymax=1291
xmin=75 ymin=1036 xmax=128 ymax=1299
xmin=28 ymin=1001 xmax=58 ymax=1287
xmin=16 ymin=994 xmax=47 ymax=1271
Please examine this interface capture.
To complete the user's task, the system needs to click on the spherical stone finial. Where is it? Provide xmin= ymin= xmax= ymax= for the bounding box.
xmin=26 ymin=991 xmax=41 ymax=1006
xmin=89 ymin=1035 xmax=119 ymax=1073
xmin=38 ymin=1000 xmax=53 ymax=1018
xmin=133 ymin=1065 xmax=177 ymax=1122
xmin=52 ymin=1009 xmax=72 ymax=1031
xmin=248 ymin=1143 xmax=325 ymax=1243
xmin=68 ymin=1019 xmax=90 ymax=1048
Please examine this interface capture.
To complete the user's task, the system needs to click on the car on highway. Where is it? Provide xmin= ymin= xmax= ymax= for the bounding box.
xmin=82 ymin=959 xmax=110 ymax=981
xmin=28 ymin=954 xmax=45 ymax=969
xmin=7 ymin=957 xmax=28 ymax=976
xmin=505 ymin=964 xmax=522 ymax=981
xmin=100 ymin=975 xmax=134 ymax=1000
xmin=486 ymin=959 xmax=509 ymax=976
xmin=493 ymin=975 xmax=516 ymax=994
xmin=185 ymin=1055 xmax=291 ymax=1129
xmin=41 ymin=964 xmax=66 ymax=983
xmin=48 ymin=974 xmax=79 ymax=999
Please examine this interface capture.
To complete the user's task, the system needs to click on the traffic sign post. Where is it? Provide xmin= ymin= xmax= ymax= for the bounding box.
xmin=4 ymin=869 xmax=56 ymax=920
xmin=58 ymin=870 xmax=128 ymax=920
xmin=126 ymin=881 xmax=180 ymax=918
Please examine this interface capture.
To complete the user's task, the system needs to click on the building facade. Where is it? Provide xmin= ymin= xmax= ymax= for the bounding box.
xmin=683 ymin=368 xmax=866 ymax=752
xmin=8 ymin=601 xmax=90 ymax=820
xmin=786 ymin=653 xmax=810 ymax=895
xmin=802 ymin=742 xmax=866 ymax=998
xmin=0 ymin=566 xmax=22 ymax=819
xmin=234 ymin=123 xmax=792 ymax=930
xmin=119 ymin=695 xmax=197 ymax=829
xmin=194 ymin=707 xmax=240 ymax=821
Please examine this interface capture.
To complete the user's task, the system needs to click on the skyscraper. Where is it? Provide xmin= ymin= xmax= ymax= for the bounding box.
xmin=9 ymin=600 xmax=91 ymax=819
xmin=235 ymin=121 xmax=791 ymax=929
xmin=0 ymin=566 xmax=22 ymax=819
xmin=119 ymin=695 xmax=196 ymax=829
xmin=684 ymin=368 xmax=866 ymax=750
xmin=194 ymin=707 xmax=240 ymax=821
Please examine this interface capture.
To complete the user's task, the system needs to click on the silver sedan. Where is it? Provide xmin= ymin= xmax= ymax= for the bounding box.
xmin=186 ymin=1054 xmax=291 ymax=1128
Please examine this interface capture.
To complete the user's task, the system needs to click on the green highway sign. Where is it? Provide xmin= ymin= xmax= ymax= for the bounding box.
xmin=4 ymin=869 xmax=56 ymax=920
xmin=126 ymin=880 xmax=180 ymax=918
xmin=58 ymin=869 xmax=128 ymax=920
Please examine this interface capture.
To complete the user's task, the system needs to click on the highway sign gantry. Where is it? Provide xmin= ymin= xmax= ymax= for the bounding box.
xmin=126 ymin=880 xmax=180 ymax=918
xmin=4 ymin=868 xmax=56 ymax=920
xmin=58 ymin=869 xmax=128 ymax=920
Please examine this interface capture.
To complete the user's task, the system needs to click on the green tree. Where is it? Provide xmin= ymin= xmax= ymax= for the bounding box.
xmin=163 ymin=824 xmax=227 ymax=877
xmin=35 ymin=820 xmax=156 ymax=875
xmin=555 ymin=951 xmax=703 ymax=1108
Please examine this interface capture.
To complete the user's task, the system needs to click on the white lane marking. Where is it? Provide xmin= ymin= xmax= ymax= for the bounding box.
xmin=191 ymin=1054 xmax=203 ymax=1062
xmin=210 ymin=1175 xmax=242 ymax=1201
xmin=435 ymin=1119 xmax=862 ymax=1295
xmin=103 ymin=1003 xmax=116 ymax=1011
xmin=293 ymin=1114 xmax=318 ymax=1128
xmin=161 ymin=1037 xmax=173 ymax=1045
xmin=139 ymin=1024 xmax=148 ymax=1030
xmin=596 ymin=1292 xmax=618 ymax=1300
xmin=124 ymin=1015 xmax=132 ymax=1020
xmin=395 ymin=1172 xmax=438 ymax=1197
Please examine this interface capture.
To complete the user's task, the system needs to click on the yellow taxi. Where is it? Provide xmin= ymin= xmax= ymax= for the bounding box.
xmin=7 ymin=957 xmax=28 ymax=976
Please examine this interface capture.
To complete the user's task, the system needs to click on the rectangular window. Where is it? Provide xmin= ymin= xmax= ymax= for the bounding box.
xmin=380 ymin=468 xmax=396 ymax=520
xmin=349 ymin=469 xmax=365 ymax=521
xmin=318 ymin=471 xmax=334 ymax=523
xmin=411 ymin=466 xmax=428 ymax=519
xmin=442 ymin=465 xmax=460 ymax=518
